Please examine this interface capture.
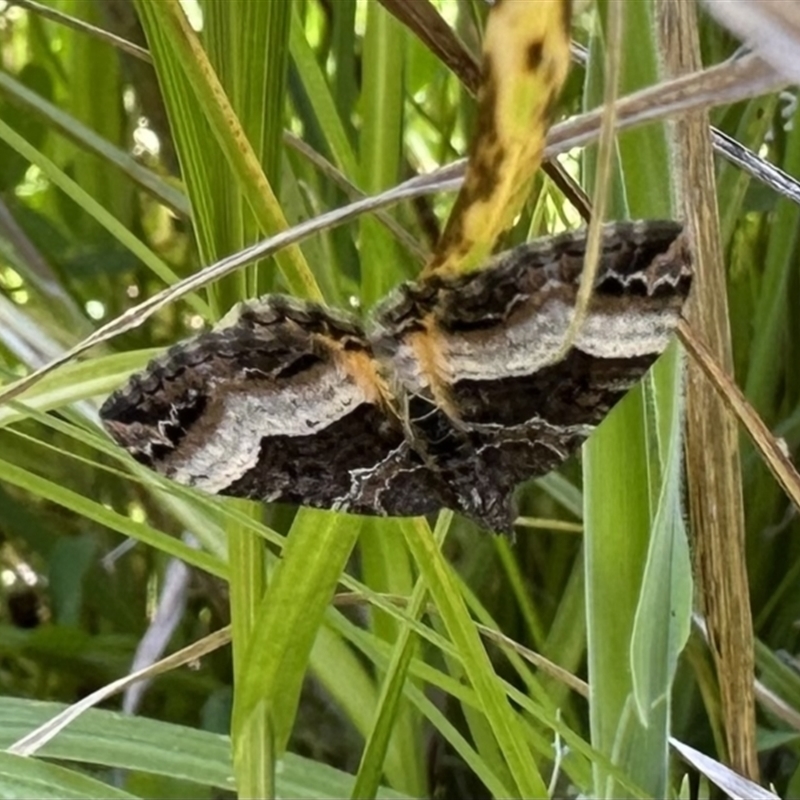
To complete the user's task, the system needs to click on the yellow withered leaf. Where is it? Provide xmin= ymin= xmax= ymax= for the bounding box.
xmin=425 ymin=0 xmax=572 ymax=277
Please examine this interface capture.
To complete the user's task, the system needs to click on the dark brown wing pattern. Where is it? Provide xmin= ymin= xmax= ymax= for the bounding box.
xmin=101 ymin=296 xmax=444 ymax=517
xmin=100 ymin=222 xmax=691 ymax=533
xmin=370 ymin=220 xmax=691 ymax=532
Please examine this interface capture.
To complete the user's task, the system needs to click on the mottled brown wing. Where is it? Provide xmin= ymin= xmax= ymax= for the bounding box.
xmin=370 ymin=221 xmax=692 ymax=533
xmin=99 ymin=296 xmax=448 ymax=517
xmin=101 ymin=223 xmax=691 ymax=534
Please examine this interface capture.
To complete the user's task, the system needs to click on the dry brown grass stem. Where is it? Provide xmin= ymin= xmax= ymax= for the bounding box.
xmin=658 ymin=0 xmax=759 ymax=780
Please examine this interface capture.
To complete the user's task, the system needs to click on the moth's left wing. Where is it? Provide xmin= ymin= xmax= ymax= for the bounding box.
xmin=100 ymin=296 xmax=448 ymax=518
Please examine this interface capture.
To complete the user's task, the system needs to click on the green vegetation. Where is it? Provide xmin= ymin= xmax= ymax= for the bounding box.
xmin=0 ymin=0 xmax=797 ymax=797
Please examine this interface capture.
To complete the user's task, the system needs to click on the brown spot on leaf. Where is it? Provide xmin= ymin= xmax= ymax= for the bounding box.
xmin=456 ymin=239 xmax=474 ymax=259
xmin=561 ymin=0 xmax=573 ymax=38
xmin=527 ymin=39 xmax=545 ymax=72
xmin=430 ymin=214 xmax=466 ymax=270
xmin=469 ymin=145 xmax=505 ymax=202
xmin=474 ymin=58 xmax=499 ymax=149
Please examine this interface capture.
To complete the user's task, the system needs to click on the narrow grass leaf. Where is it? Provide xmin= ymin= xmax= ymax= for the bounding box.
xmin=289 ymin=11 xmax=358 ymax=178
xmin=0 ymin=457 xmax=226 ymax=578
xmin=631 ymin=344 xmax=692 ymax=724
xmin=233 ymin=511 xmax=362 ymax=759
xmin=0 ymin=70 xmax=189 ymax=217
xmin=351 ymin=513 xmax=452 ymax=799
xmin=0 ymin=698 xmax=409 ymax=799
xmin=358 ymin=0 xmax=407 ymax=305
xmin=135 ymin=0 xmax=319 ymax=301
xmin=0 ymin=116 xmax=207 ymax=316
xmin=0 ymin=351 xmax=158 ymax=428
xmin=400 ymin=518 xmax=548 ymax=798
xmin=583 ymin=2 xmax=681 ymax=796
xmin=0 ymin=752 xmax=136 ymax=800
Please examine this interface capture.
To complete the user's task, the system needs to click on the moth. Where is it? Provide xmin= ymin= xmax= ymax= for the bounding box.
xmin=100 ymin=220 xmax=691 ymax=534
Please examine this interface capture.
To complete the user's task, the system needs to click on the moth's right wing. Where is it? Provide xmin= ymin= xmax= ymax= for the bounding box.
xmin=370 ymin=221 xmax=692 ymax=533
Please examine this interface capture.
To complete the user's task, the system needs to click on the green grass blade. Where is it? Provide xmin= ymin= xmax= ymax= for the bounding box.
xmin=351 ymin=514 xmax=452 ymax=799
xmin=358 ymin=1 xmax=407 ymax=305
xmin=583 ymin=3 xmax=686 ymax=796
xmin=0 ymin=351 xmax=158 ymax=428
xmin=0 ymin=751 xmax=137 ymax=800
xmin=0 ymin=455 xmax=226 ymax=578
xmin=400 ymin=519 xmax=549 ymax=798
xmin=0 ymin=70 xmax=189 ymax=217
xmin=135 ymin=0 xmax=320 ymax=302
xmin=0 ymin=116 xmax=208 ymax=317
xmin=0 ymin=698 xmax=410 ymax=799
xmin=233 ymin=511 xmax=362 ymax=762
xmin=289 ymin=11 xmax=358 ymax=178
xmin=630 ymin=344 xmax=692 ymax=727
xmin=744 ymin=100 xmax=800 ymax=422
